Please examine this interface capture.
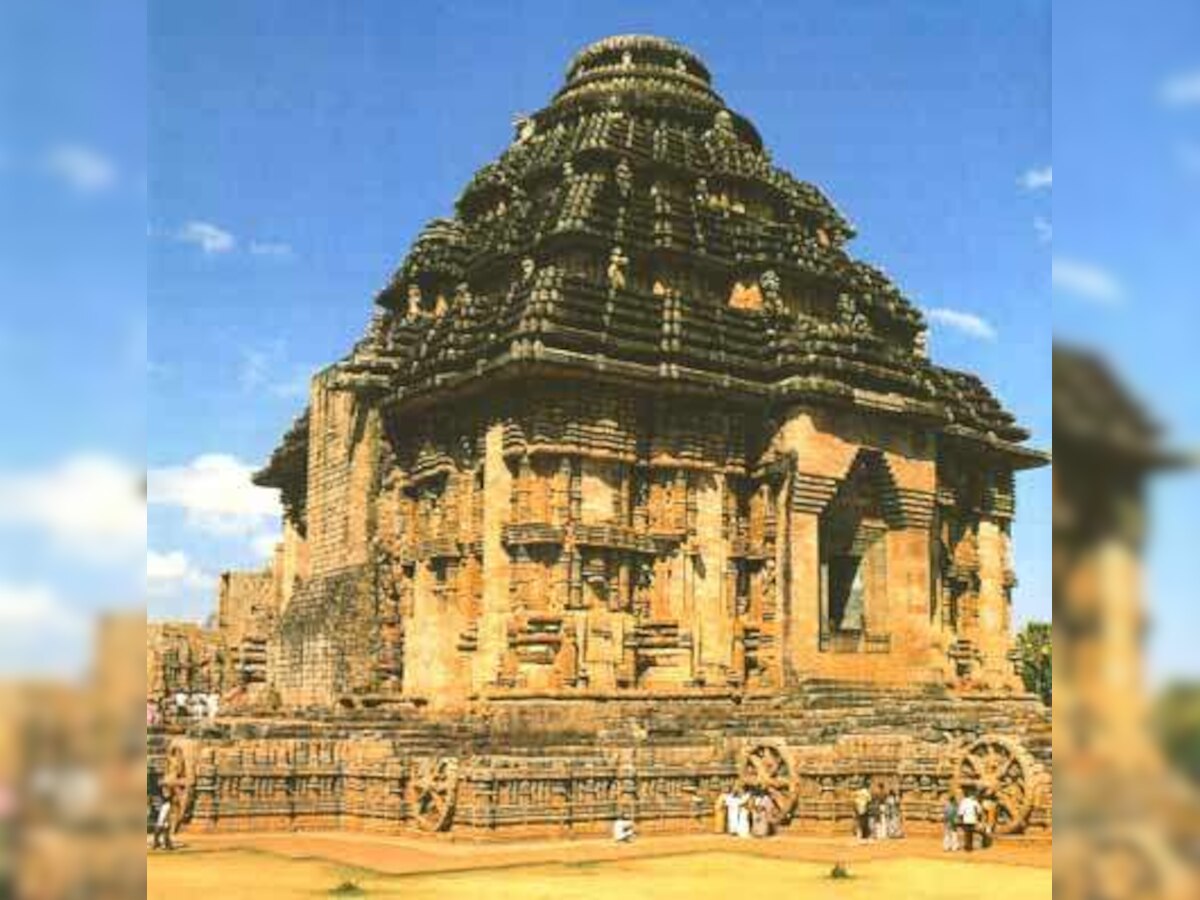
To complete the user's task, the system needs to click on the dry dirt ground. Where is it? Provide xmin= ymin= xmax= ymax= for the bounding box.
xmin=146 ymin=832 xmax=1051 ymax=899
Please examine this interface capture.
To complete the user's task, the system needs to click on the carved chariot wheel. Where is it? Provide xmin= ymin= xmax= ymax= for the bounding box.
xmin=409 ymin=757 xmax=459 ymax=832
xmin=951 ymin=735 xmax=1037 ymax=835
xmin=739 ymin=743 xmax=799 ymax=825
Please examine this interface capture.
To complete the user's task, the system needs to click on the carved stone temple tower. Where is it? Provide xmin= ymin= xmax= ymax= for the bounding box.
xmin=251 ymin=34 xmax=1048 ymax=711
xmin=149 ymin=35 xmax=1054 ymax=841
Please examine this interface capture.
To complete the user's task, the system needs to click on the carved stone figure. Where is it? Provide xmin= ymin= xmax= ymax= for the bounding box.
xmin=607 ymin=246 xmax=629 ymax=293
xmin=407 ymin=284 xmax=424 ymax=319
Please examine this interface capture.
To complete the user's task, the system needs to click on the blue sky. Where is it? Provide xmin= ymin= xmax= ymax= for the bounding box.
xmin=1053 ymin=0 xmax=1200 ymax=681
xmin=15 ymin=2 xmax=1195 ymax=681
xmin=0 ymin=1 xmax=145 ymax=674
xmin=144 ymin=0 xmax=1054 ymax=638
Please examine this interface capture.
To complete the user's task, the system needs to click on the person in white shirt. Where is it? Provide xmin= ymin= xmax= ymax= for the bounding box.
xmin=723 ymin=790 xmax=742 ymax=836
xmin=612 ymin=812 xmax=636 ymax=843
xmin=152 ymin=788 xmax=174 ymax=850
xmin=957 ymin=790 xmax=982 ymax=852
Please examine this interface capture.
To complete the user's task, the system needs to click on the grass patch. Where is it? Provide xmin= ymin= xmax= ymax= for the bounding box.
xmin=830 ymin=862 xmax=853 ymax=880
xmin=328 ymin=879 xmax=365 ymax=895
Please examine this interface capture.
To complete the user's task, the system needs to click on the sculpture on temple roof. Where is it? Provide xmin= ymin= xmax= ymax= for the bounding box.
xmin=607 ymin=246 xmax=629 ymax=294
xmin=615 ymin=158 xmax=634 ymax=197
xmin=513 ymin=114 xmax=536 ymax=143
xmin=760 ymin=270 xmax=783 ymax=313
xmin=406 ymin=284 xmax=424 ymax=319
xmin=520 ymin=256 xmax=537 ymax=284
xmin=914 ymin=329 xmax=930 ymax=360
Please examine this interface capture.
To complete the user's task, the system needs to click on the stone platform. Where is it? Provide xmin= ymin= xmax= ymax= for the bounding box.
xmin=151 ymin=681 xmax=1051 ymax=839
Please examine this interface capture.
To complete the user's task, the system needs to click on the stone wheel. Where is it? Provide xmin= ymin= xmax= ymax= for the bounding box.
xmin=410 ymin=757 xmax=458 ymax=832
xmin=952 ymin=735 xmax=1036 ymax=834
xmin=739 ymin=743 xmax=798 ymax=825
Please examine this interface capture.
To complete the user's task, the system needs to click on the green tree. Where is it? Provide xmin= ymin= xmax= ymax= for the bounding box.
xmin=1015 ymin=621 xmax=1052 ymax=705
xmin=1155 ymin=682 xmax=1200 ymax=786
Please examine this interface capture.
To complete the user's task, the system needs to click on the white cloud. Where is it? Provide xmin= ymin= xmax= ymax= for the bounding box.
xmin=0 ymin=455 xmax=145 ymax=562
xmin=176 ymin=220 xmax=235 ymax=254
xmin=251 ymin=532 xmax=282 ymax=559
xmin=1161 ymin=70 xmax=1200 ymax=107
xmin=0 ymin=583 xmax=86 ymax=635
xmin=42 ymin=144 xmax=117 ymax=193
xmin=146 ymin=550 xmax=211 ymax=596
xmin=924 ymin=307 xmax=997 ymax=341
xmin=147 ymin=454 xmax=280 ymax=535
xmin=240 ymin=342 xmax=314 ymax=399
xmin=0 ymin=583 xmax=90 ymax=677
xmin=1018 ymin=166 xmax=1052 ymax=191
xmin=1052 ymin=257 xmax=1123 ymax=305
xmin=1034 ymin=217 xmax=1053 ymax=244
xmin=249 ymin=241 xmax=294 ymax=258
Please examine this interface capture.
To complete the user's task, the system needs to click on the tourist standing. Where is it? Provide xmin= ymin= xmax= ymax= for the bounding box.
xmin=957 ymin=790 xmax=982 ymax=852
xmin=612 ymin=811 xmax=636 ymax=843
xmin=151 ymin=788 xmax=174 ymax=851
xmin=853 ymin=781 xmax=872 ymax=841
xmin=884 ymin=790 xmax=903 ymax=839
xmin=942 ymin=794 xmax=959 ymax=851
xmin=981 ymin=796 xmax=998 ymax=848
xmin=723 ymin=789 xmax=741 ymax=836
xmin=751 ymin=792 xmax=773 ymax=838
xmin=714 ymin=790 xmax=729 ymax=834
xmin=735 ymin=789 xmax=752 ymax=838
xmin=870 ymin=783 xmax=886 ymax=841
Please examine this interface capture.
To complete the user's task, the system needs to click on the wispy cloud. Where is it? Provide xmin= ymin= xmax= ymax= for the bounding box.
xmin=924 ymin=307 xmax=997 ymax=341
xmin=0 ymin=455 xmax=145 ymax=562
xmin=0 ymin=583 xmax=86 ymax=635
xmin=251 ymin=532 xmax=282 ymax=559
xmin=42 ymin=144 xmax=117 ymax=193
xmin=176 ymin=220 xmax=236 ymax=254
xmin=1052 ymin=257 xmax=1123 ymax=305
xmin=1161 ymin=69 xmax=1200 ymax=107
xmin=146 ymin=550 xmax=211 ymax=596
xmin=147 ymin=454 xmax=280 ymax=535
xmin=240 ymin=342 xmax=313 ymax=399
xmin=249 ymin=241 xmax=294 ymax=258
xmin=1034 ymin=217 xmax=1053 ymax=244
xmin=1018 ymin=165 xmax=1052 ymax=191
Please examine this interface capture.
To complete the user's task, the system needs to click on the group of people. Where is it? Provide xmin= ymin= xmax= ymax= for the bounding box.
xmin=852 ymin=780 xmax=905 ymax=842
xmin=715 ymin=788 xmax=777 ymax=838
xmin=942 ymin=789 xmax=998 ymax=852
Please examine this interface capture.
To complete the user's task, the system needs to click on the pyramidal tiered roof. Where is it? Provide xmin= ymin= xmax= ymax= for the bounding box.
xmin=327 ymin=34 xmax=1037 ymax=462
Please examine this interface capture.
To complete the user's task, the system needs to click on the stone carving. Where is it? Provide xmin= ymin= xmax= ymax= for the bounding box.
xmin=406 ymin=284 xmax=423 ymax=319
xmin=606 ymin=246 xmax=629 ymax=294
xmin=410 ymin=757 xmax=459 ymax=832
xmin=150 ymin=34 xmax=1050 ymax=844
xmin=740 ymin=743 xmax=799 ymax=825
xmin=951 ymin=734 xmax=1038 ymax=835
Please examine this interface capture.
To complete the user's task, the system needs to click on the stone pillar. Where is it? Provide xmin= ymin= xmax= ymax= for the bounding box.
xmin=475 ymin=421 xmax=513 ymax=694
xmin=975 ymin=516 xmax=1015 ymax=686
xmin=693 ymin=471 xmax=731 ymax=681
xmin=885 ymin=525 xmax=935 ymax=677
xmin=782 ymin=508 xmax=822 ymax=683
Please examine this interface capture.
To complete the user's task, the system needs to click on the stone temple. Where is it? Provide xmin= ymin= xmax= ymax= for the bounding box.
xmin=148 ymin=35 xmax=1052 ymax=839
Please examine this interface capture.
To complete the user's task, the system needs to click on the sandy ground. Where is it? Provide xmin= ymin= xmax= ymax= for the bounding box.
xmin=147 ymin=832 xmax=1051 ymax=899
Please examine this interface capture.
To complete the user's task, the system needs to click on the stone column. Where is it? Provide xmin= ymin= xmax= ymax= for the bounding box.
xmin=975 ymin=516 xmax=1015 ymax=686
xmin=474 ymin=421 xmax=513 ymax=694
xmin=782 ymin=507 xmax=822 ymax=683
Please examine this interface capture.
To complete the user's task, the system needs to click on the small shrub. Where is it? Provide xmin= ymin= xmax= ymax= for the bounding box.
xmin=329 ymin=880 xmax=364 ymax=896
xmin=830 ymin=862 xmax=852 ymax=880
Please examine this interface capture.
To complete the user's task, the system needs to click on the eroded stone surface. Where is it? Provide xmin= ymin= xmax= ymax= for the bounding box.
xmin=147 ymin=34 xmax=1050 ymax=838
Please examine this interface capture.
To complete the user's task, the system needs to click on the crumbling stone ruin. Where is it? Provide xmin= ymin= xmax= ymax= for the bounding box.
xmin=148 ymin=34 xmax=1052 ymax=839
